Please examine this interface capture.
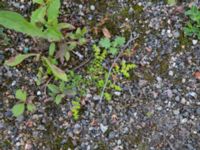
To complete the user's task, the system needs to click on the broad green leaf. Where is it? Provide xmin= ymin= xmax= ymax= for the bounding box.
xmin=27 ymin=104 xmax=36 ymax=112
xmin=49 ymin=43 xmax=56 ymax=56
xmin=55 ymin=94 xmax=64 ymax=105
xmin=112 ymin=36 xmax=125 ymax=47
xmin=0 ymin=11 xmax=46 ymax=38
xmin=44 ymin=26 xmax=63 ymax=41
xmin=58 ymin=23 xmax=75 ymax=30
xmin=47 ymin=84 xmax=60 ymax=94
xmin=99 ymin=38 xmax=111 ymax=49
xmin=47 ymin=0 xmax=60 ymax=25
xmin=15 ymin=89 xmax=27 ymax=102
xmin=33 ymin=0 xmax=44 ymax=4
xmin=43 ymin=57 xmax=68 ymax=81
xmin=12 ymin=103 xmax=25 ymax=117
xmin=31 ymin=6 xmax=47 ymax=24
xmin=4 ymin=53 xmax=39 ymax=67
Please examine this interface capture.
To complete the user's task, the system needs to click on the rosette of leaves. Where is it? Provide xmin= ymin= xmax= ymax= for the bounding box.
xmin=12 ymin=89 xmax=36 ymax=117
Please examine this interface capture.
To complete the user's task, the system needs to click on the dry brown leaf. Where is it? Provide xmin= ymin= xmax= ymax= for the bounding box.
xmin=102 ymin=27 xmax=111 ymax=38
xmin=193 ymin=71 xmax=200 ymax=80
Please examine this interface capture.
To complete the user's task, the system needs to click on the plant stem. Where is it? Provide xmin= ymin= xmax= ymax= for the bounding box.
xmin=99 ymin=33 xmax=138 ymax=103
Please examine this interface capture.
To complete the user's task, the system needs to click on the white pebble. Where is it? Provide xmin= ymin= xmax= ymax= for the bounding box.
xmin=192 ymin=40 xmax=198 ymax=45
xmin=37 ymin=91 xmax=41 ymax=96
xmin=181 ymin=98 xmax=186 ymax=104
xmin=180 ymin=118 xmax=187 ymax=124
xmin=169 ymin=70 xmax=174 ymax=76
xmin=11 ymin=81 xmax=16 ymax=86
xmin=90 ymin=5 xmax=95 ymax=11
xmin=182 ymin=78 xmax=186 ymax=83
xmin=114 ymin=92 xmax=121 ymax=96
xmin=100 ymin=124 xmax=108 ymax=133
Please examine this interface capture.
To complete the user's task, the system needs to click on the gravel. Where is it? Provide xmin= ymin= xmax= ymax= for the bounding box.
xmin=0 ymin=0 xmax=200 ymax=149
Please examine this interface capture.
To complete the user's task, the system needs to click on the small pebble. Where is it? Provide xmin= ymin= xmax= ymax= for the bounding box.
xmin=90 ymin=5 xmax=95 ymax=11
xmin=11 ymin=81 xmax=16 ymax=86
xmin=37 ymin=91 xmax=41 ymax=96
xmin=181 ymin=118 xmax=187 ymax=124
xmin=173 ymin=109 xmax=179 ymax=115
xmin=169 ymin=70 xmax=174 ymax=76
xmin=181 ymin=98 xmax=186 ymax=104
xmin=196 ymin=108 xmax=200 ymax=115
xmin=192 ymin=40 xmax=198 ymax=45
xmin=100 ymin=124 xmax=108 ymax=133
xmin=114 ymin=92 xmax=121 ymax=96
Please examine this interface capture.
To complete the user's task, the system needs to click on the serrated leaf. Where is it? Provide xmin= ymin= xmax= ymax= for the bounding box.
xmin=27 ymin=104 xmax=36 ymax=112
xmin=49 ymin=43 xmax=56 ymax=56
xmin=99 ymin=38 xmax=111 ymax=49
xmin=47 ymin=0 xmax=60 ymax=25
xmin=47 ymin=84 xmax=60 ymax=94
xmin=112 ymin=36 xmax=125 ymax=47
xmin=58 ymin=23 xmax=75 ymax=30
xmin=15 ymin=89 xmax=27 ymax=102
xmin=4 ymin=53 xmax=39 ymax=67
xmin=43 ymin=57 xmax=68 ymax=81
xmin=33 ymin=0 xmax=44 ymax=4
xmin=109 ymin=47 xmax=118 ymax=55
xmin=55 ymin=94 xmax=64 ymax=105
xmin=31 ymin=6 xmax=46 ymax=24
xmin=0 ymin=11 xmax=46 ymax=38
xmin=12 ymin=103 xmax=25 ymax=117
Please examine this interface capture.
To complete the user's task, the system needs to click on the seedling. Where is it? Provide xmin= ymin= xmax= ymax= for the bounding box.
xmin=12 ymin=89 xmax=36 ymax=117
xmin=99 ymin=36 xmax=125 ymax=55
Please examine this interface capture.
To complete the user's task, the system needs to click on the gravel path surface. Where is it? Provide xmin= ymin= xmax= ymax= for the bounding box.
xmin=0 ymin=0 xmax=200 ymax=150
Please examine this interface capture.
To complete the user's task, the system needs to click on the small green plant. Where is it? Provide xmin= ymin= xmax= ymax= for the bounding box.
xmin=99 ymin=36 xmax=125 ymax=55
xmin=113 ymin=60 xmax=137 ymax=78
xmin=47 ymin=72 xmax=84 ymax=120
xmin=12 ymin=89 xmax=36 ymax=117
xmin=87 ymin=44 xmax=128 ymax=101
xmin=47 ymin=82 xmax=66 ymax=105
xmin=2 ymin=0 xmax=87 ymax=82
xmin=184 ymin=5 xmax=200 ymax=39
xmin=71 ymin=98 xmax=81 ymax=120
xmin=0 ymin=0 xmax=74 ymax=41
